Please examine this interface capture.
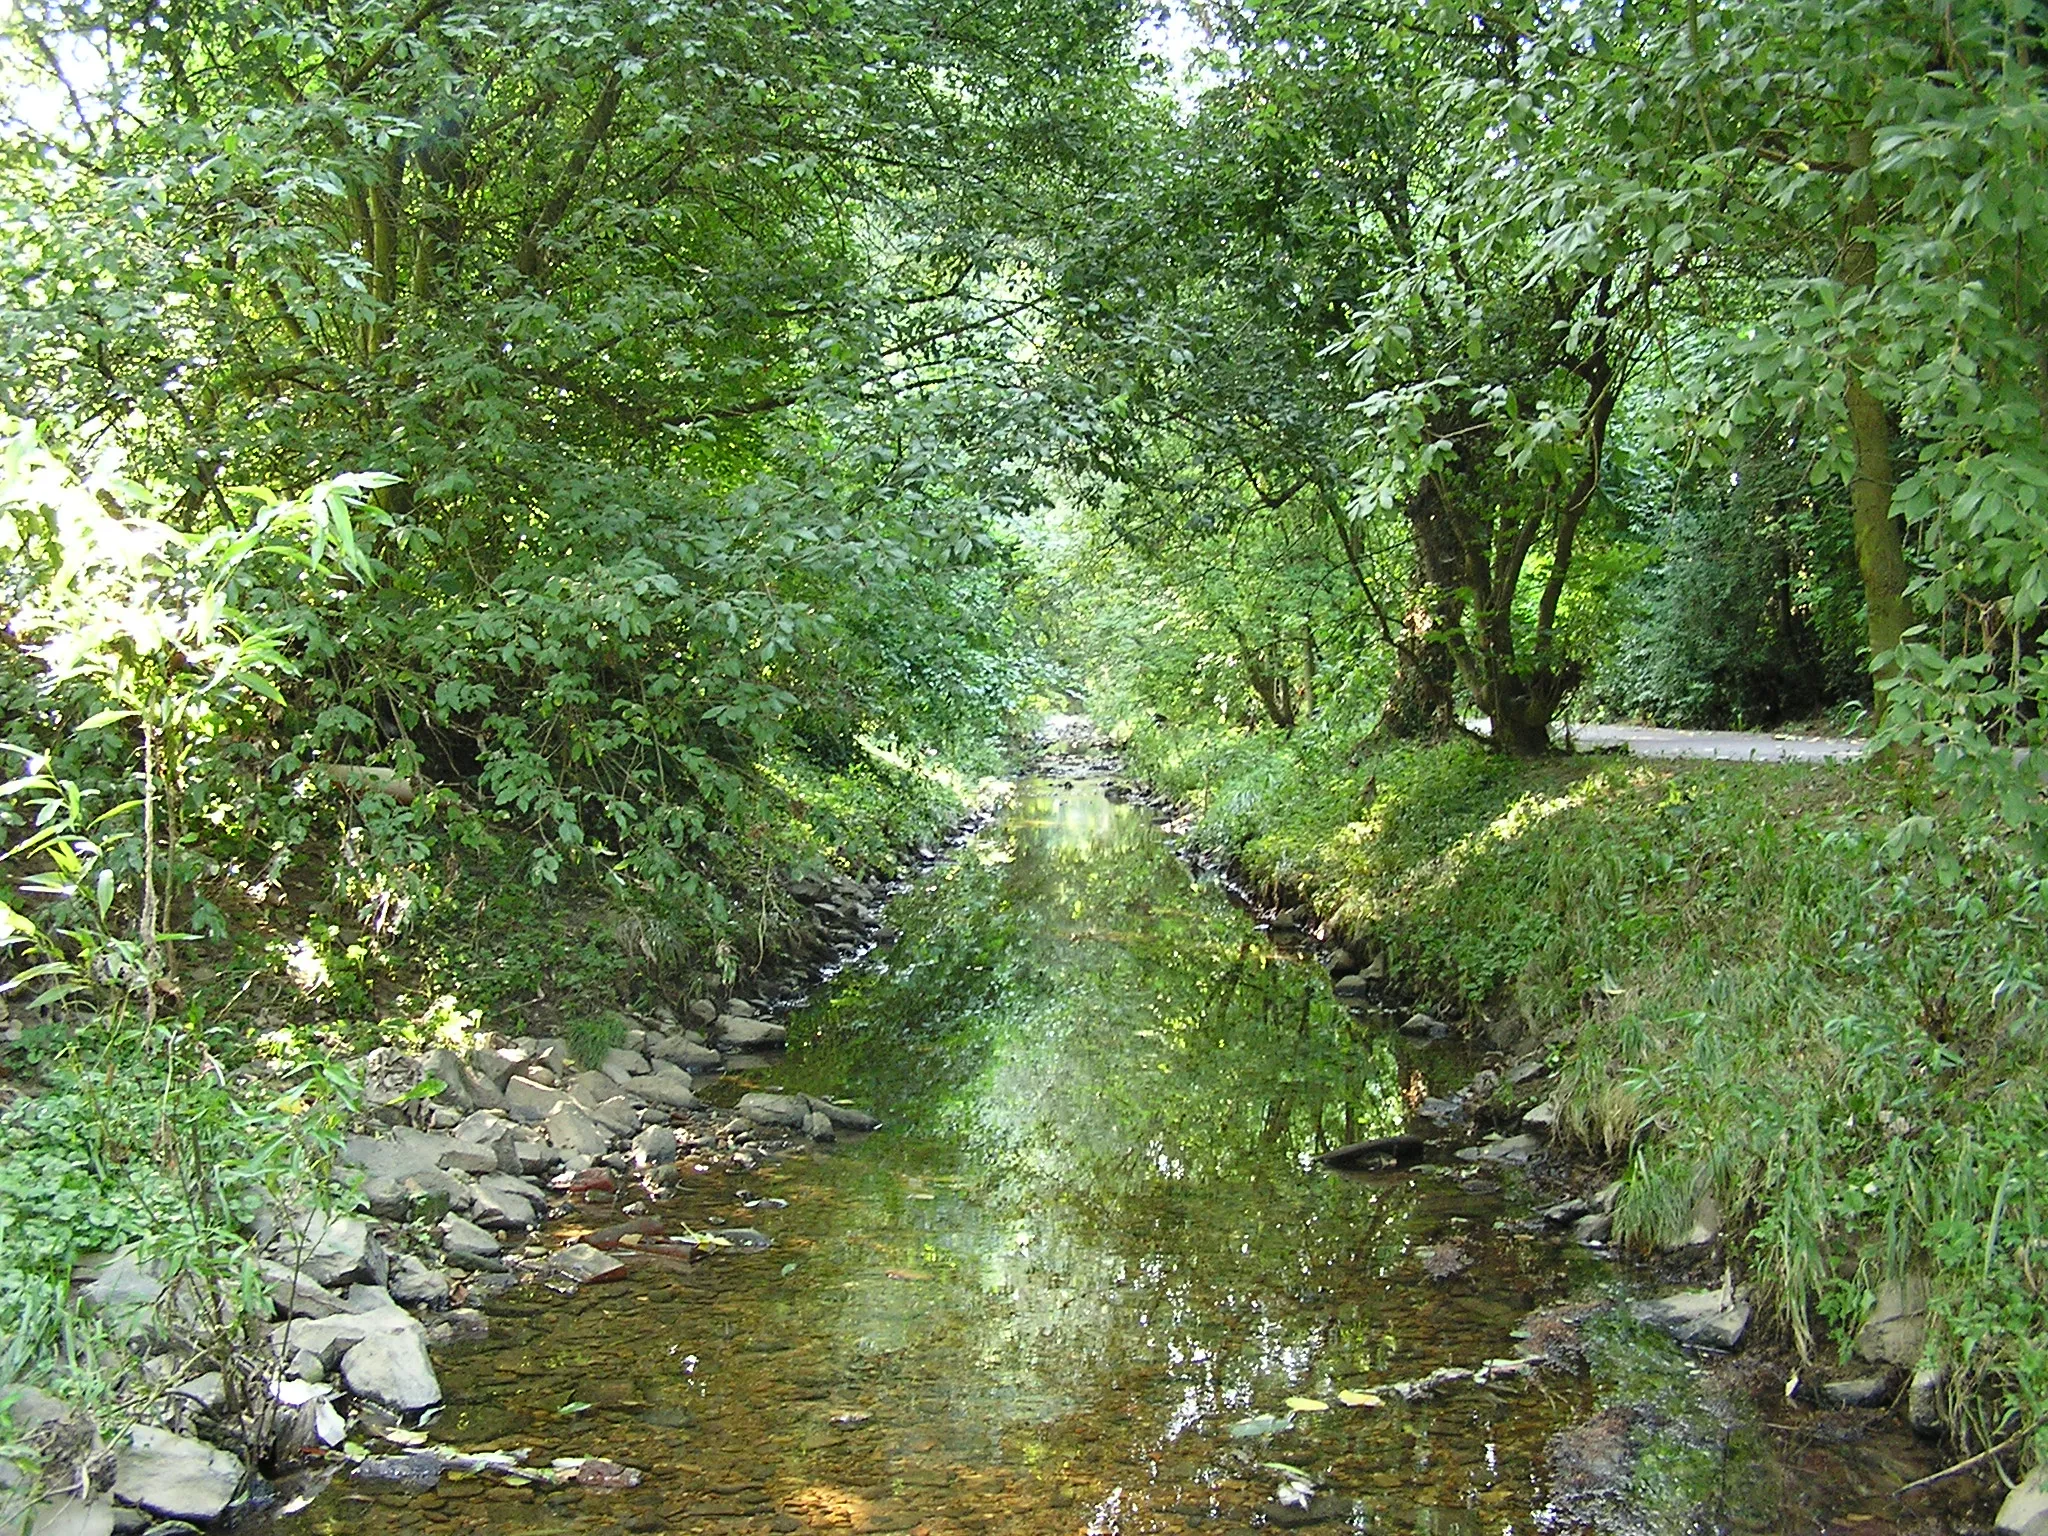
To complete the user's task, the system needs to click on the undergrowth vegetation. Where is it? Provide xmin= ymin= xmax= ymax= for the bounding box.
xmin=1117 ymin=711 xmax=2048 ymax=1460
xmin=0 ymin=1008 xmax=360 ymax=1389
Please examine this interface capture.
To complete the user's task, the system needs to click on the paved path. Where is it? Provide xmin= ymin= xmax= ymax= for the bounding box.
xmin=1468 ymin=720 xmax=1868 ymax=763
xmin=1555 ymin=722 xmax=1866 ymax=762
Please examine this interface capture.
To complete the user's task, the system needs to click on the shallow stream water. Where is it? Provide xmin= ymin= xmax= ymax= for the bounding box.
xmin=282 ymin=772 xmax=1982 ymax=1536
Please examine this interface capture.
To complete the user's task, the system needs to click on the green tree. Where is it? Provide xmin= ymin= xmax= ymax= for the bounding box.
xmin=0 ymin=0 xmax=1143 ymax=901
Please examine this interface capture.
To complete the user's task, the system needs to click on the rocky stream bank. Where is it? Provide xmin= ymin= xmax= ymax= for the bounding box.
xmin=2 ymin=805 xmax=1004 ymax=1536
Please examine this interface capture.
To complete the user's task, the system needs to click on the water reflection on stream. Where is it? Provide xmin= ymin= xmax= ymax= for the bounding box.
xmin=286 ymin=775 xmax=1968 ymax=1536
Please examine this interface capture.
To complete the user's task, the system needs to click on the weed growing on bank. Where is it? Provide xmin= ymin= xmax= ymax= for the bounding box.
xmin=1117 ymin=713 xmax=2048 ymax=1460
xmin=0 ymin=1007 xmax=358 ymax=1393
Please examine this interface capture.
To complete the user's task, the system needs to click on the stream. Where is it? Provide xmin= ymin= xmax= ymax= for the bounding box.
xmin=277 ymin=767 xmax=1976 ymax=1536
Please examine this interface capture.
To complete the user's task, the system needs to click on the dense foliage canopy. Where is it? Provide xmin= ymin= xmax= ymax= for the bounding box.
xmin=1048 ymin=0 xmax=2048 ymax=800
xmin=7 ymin=0 xmax=2048 ymax=959
xmin=2 ymin=0 xmax=1138 ymax=970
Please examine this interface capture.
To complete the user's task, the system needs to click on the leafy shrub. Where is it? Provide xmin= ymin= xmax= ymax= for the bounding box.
xmin=0 ymin=1011 xmax=357 ymax=1387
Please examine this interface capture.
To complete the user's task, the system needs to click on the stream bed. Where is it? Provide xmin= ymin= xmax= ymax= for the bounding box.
xmin=278 ymin=770 xmax=1981 ymax=1536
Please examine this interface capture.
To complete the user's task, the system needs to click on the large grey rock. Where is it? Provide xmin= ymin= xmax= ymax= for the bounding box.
xmin=646 ymin=1034 xmax=723 ymax=1072
xmin=278 ymin=1213 xmax=384 ymax=1289
xmin=112 ymin=1427 xmax=245 ymax=1521
xmin=468 ymin=1181 xmax=537 ymax=1228
xmin=6 ymin=1494 xmax=113 ymax=1536
xmin=1854 ymin=1274 xmax=1929 ymax=1368
xmin=78 ymin=1250 xmax=163 ymax=1312
xmin=1331 ymin=973 xmax=1374 ymax=998
xmin=1632 ymin=1288 xmax=1751 ymax=1351
xmin=810 ymin=1099 xmax=880 ymax=1132
xmin=587 ymin=1097 xmax=641 ymax=1139
xmin=276 ymin=1309 xmax=390 ymax=1367
xmin=477 ymin=1172 xmax=548 ymax=1206
xmin=504 ymin=1076 xmax=567 ymax=1124
xmin=257 ymin=1259 xmax=350 ymax=1320
xmin=1998 ymin=1467 xmax=2048 ymax=1536
xmin=568 ymin=1070 xmax=630 ymax=1111
xmin=437 ymin=1140 xmax=499 ymax=1174
xmin=716 ymin=1016 xmax=787 ymax=1049
xmin=469 ymin=1047 xmax=521 ymax=1092
xmin=546 ymin=1243 xmax=628 ymax=1287
xmin=170 ymin=1372 xmax=225 ymax=1411
xmin=737 ymin=1092 xmax=808 ymax=1129
xmin=631 ymin=1125 xmax=679 ymax=1166
xmin=636 ymin=1068 xmax=702 ymax=1111
xmin=722 ymin=997 xmax=759 ymax=1018
xmin=342 ymin=1282 xmax=396 ymax=1312
xmin=467 ymin=1065 xmax=505 ymax=1112
xmin=600 ymin=1048 xmax=651 ymax=1083
xmin=545 ymin=1103 xmax=609 ymax=1158
xmin=368 ymin=1165 xmax=470 ymax=1221
xmin=686 ymin=999 xmax=718 ymax=1026
xmin=438 ymin=1214 xmax=500 ymax=1260
xmin=454 ymin=1112 xmax=523 ymax=1172
xmin=340 ymin=1320 xmax=442 ymax=1411
xmin=455 ymin=1109 xmax=515 ymax=1141
xmin=1477 ymin=1134 xmax=1544 ymax=1166
xmin=1820 ymin=1372 xmax=1897 ymax=1408
xmin=1 ymin=1386 xmax=69 ymax=1432
xmin=385 ymin=1253 xmax=452 ymax=1308
xmin=802 ymin=1111 xmax=835 ymax=1143
xmin=1672 ymin=1194 xmax=1724 ymax=1249
xmin=1571 ymin=1212 xmax=1614 ymax=1245
xmin=342 ymin=1128 xmax=450 ymax=1181
xmin=1909 ymin=1364 xmax=1947 ymax=1435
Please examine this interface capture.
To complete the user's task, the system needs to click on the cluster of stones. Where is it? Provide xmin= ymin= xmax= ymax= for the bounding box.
xmin=7 ymin=981 xmax=883 ymax=1536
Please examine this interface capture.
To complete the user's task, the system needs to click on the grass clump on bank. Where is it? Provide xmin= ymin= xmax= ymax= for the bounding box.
xmin=1118 ymin=713 xmax=2048 ymax=1459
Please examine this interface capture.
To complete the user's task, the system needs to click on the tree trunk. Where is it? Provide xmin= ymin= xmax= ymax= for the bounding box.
xmin=1842 ymin=127 xmax=1911 ymax=712
xmin=1845 ymin=376 xmax=1909 ymax=691
xmin=1486 ymin=683 xmax=1554 ymax=757
xmin=1378 ymin=617 xmax=1455 ymax=740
